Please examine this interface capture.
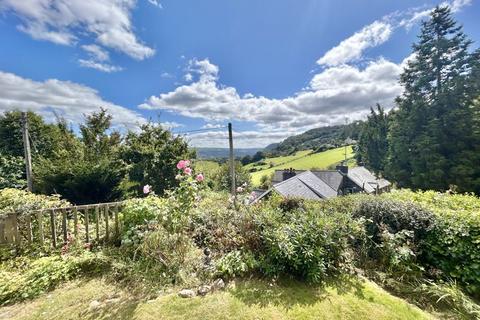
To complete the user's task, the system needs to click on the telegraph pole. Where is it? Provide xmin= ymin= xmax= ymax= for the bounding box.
xmin=21 ymin=112 xmax=33 ymax=192
xmin=228 ymin=123 xmax=236 ymax=199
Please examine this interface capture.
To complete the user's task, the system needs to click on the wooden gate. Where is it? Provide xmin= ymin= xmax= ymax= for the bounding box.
xmin=0 ymin=201 xmax=124 ymax=248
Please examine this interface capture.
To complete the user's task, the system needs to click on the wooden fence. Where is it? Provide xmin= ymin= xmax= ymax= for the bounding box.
xmin=0 ymin=201 xmax=125 ymax=248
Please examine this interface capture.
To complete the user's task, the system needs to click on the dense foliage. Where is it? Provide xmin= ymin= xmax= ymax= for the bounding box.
xmin=0 ymin=108 xmax=192 ymax=204
xmin=356 ymin=105 xmax=388 ymax=175
xmin=358 ymin=7 xmax=480 ymax=194
xmin=120 ymin=123 xmax=192 ymax=197
xmin=0 ymin=153 xmax=25 ymax=189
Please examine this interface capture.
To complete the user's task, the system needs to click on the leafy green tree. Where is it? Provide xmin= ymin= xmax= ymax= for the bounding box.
xmin=35 ymin=110 xmax=126 ymax=204
xmin=386 ymin=6 xmax=480 ymax=192
xmin=212 ymin=161 xmax=251 ymax=191
xmin=356 ymin=104 xmax=389 ymax=175
xmin=0 ymin=110 xmax=63 ymax=158
xmin=0 ymin=153 xmax=25 ymax=189
xmin=251 ymin=151 xmax=265 ymax=163
xmin=80 ymin=108 xmax=121 ymax=160
xmin=120 ymin=123 xmax=192 ymax=196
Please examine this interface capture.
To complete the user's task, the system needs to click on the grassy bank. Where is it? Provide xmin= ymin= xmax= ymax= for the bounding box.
xmin=0 ymin=277 xmax=434 ymax=320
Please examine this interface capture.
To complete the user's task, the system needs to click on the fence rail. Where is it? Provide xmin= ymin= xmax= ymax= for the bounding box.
xmin=0 ymin=201 xmax=125 ymax=248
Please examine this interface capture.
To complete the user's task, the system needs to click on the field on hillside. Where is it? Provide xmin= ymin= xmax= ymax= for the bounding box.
xmin=194 ymin=160 xmax=220 ymax=175
xmin=248 ymin=146 xmax=355 ymax=186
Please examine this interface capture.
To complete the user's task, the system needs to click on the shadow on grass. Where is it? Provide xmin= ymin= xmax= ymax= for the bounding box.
xmin=80 ymin=297 xmax=141 ymax=320
xmin=229 ymin=274 xmax=366 ymax=310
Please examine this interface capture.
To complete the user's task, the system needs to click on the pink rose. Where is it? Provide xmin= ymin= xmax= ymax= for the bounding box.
xmin=184 ymin=167 xmax=192 ymax=175
xmin=236 ymin=186 xmax=244 ymax=193
xmin=143 ymin=184 xmax=152 ymax=194
xmin=184 ymin=160 xmax=191 ymax=167
xmin=196 ymin=174 xmax=204 ymax=182
xmin=177 ymin=160 xmax=187 ymax=169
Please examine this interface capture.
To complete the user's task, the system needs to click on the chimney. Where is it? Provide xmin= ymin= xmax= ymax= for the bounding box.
xmin=282 ymin=168 xmax=297 ymax=181
xmin=336 ymin=165 xmax=348 ymax=175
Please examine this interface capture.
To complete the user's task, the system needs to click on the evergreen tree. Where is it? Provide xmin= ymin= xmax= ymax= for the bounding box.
xmin=356 ymin=104 xmax=388 ymax=175
xmin=386 ymin=6 xmax=480 ymax=192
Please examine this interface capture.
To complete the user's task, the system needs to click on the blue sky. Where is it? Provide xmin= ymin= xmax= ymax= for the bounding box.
xmin=0 ymin=0 xmax=479 ymax=147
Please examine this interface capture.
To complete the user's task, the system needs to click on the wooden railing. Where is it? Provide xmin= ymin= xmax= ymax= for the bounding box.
xmin=0 ymin=201 xmax=125 ymax=248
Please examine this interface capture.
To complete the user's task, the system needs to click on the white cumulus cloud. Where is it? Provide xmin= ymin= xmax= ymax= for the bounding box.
xmin=0 ymin=70 xmax=145 ymax=129
xmin=0 ymin=0 xmax=155 ymax=60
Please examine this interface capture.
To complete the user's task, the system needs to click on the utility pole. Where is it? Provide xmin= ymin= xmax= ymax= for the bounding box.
xmin=21 ymin=112 xmax=33 ymax=192
xmin=228 ymin=123 xmax=236 ymax=199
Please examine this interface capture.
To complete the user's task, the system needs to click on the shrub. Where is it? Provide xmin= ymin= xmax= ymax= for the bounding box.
xmin=256 ymin=205 xmax=361 ymax=283
xmin=352 ymin=198 xmax=436 ymax=275
xmin=215 ymin=250 xmax=258 ymax=278
xmin=0 ymin=252 xmax=110 ymax=305
xmin=121 ymin=196 xmax=166 ymax=230
xmin=191 ymin=193 xmax=259 ymax=254
xmin=138 ymin=230 xmax=203 ymax=285
xmin=381 ymin=190 xmax=480 ymax=296
xmin=0 ymin=188 xmax=69 ymax=214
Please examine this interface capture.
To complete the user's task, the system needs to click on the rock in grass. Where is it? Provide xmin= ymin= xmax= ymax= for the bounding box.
xmin=178 ymin=289 xmax=195 ymax=298
xmin=197 ymin=285 xmax=211 ymax=296
xmin=213 ymin=278 xmax=225 ymax=290
xmin=89 ymin=300 xmax=102 ymax=310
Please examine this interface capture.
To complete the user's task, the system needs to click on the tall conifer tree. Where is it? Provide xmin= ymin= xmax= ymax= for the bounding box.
xmin=387 ymin=6 xmax=480 ymax=192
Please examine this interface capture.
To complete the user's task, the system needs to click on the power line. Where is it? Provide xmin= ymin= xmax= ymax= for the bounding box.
xmin=172 ymin=126 xmax=227 ymax=135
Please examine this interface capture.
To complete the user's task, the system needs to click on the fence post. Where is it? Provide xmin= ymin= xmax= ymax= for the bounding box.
xmin=73 ymin=207 xmax=78 ymax=240
xmin=62 ymin=209 xmax=68 ymax=243
xmin=37 ymin=211 xmax=44 ymax=246
xmin=26 ymin=214 xmax=33 ymax=243
xmin=85 ymin=208 xmax=90 ymax=243
xmin=114 ymin=204 xmax=119 ymax=238
xmin=105 ymin=205 xmax=109 ymax=242
xmin=12 ymin=212 xmax=21 ymax=248
xmin=50 ymin=209 xmax=57 ymax=248
xmin=95 ymin=206 xmax=100 ymax=242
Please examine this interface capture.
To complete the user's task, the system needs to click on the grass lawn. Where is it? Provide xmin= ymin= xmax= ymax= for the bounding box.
xmin=194 ymin=160 xmax=220 ymax=175
xmin=250 ymin=146 xmax=355 ymax=186
xmin=0 ymin=277 xmax=434 ymax=320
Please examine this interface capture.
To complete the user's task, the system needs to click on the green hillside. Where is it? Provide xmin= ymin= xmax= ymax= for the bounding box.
xmin=249 ymin=146 xmax=355 ymax=186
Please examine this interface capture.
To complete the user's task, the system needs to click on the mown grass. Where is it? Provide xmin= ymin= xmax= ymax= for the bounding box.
xmin=249 ymin=146 xmax=355 ymax=186
xmin=0 ymin=277 xmax=434 ymax=320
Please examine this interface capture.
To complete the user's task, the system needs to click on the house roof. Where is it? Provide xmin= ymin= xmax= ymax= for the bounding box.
xmin=267 ymin=171 xmax=338 ymax=201
xmin=272 ymin=169 xmax=344 ymax=192
xmin=346 ymin=166 xmax=391 ymax=194
xmin=311 ymin=170 xmax=344 ymax=192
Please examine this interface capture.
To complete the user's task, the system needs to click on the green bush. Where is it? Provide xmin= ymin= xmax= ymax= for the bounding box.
xmin=120 ymin=196 xmax=166 ymax=230
xmin=215 ymin=250 xmax=258 ymax=278
xmin=255 ymin=204 xmax=362 ymax=283
xmin=138 ymin=230 xmax=203 ymax=285
xmin=382 ymin=190 xmax=480 ymax=296
xmin=0 ymin=188 xmax=69 ymax=214
xmin=353 ymin=198 xmax=436 ymax=245
xmin=191 ymin=193 xmax=259 ymax=254
xmin=0 ymin=252 xmax=110 ymax=305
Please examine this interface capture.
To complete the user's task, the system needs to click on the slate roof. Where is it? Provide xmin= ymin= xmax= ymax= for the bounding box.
xmin=254 ymin=166 xmax=391 ymax=203
xmin=272 ymin=169 xmax=344 ymax=192
xmin=311 ymin=170 xmax=344 ymax=192
xmin=266 ymin=171 xmax=338 ymax=200
xmin=346 ymin=166 xmax=391 ymax=194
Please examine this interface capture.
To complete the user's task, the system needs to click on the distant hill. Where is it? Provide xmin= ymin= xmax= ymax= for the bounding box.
xmin=268 ymin=122 xmax=362 ymax=156
xmin=247 ymin=146 xmax=356 ymax=186
xmin=195 ymin=147 xmax=262 ymax=160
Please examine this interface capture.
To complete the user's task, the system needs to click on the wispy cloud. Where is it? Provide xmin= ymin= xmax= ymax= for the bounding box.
xmin=78 ymin=59 xmax=123 ymax=73
xmin=0 ymin=70 xmax=144 ymax=128
xmin=0 ymin=0 xmax=155 ymax=61
xmin=316 ymin=0 xmax=472 ymax=67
